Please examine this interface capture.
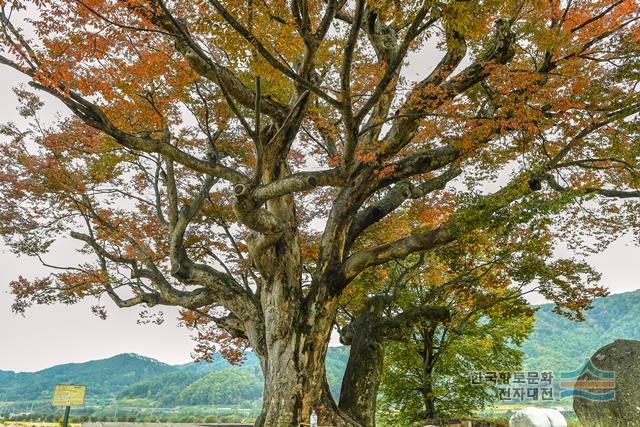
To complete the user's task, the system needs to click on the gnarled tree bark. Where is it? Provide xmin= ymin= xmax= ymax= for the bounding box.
xmin=338 ymin=297 xmax=450 ymax=426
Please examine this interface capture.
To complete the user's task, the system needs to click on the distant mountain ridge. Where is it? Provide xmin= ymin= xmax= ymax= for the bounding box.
xmin=0 ymin=353 xmax=174 ymax=402
xmin=0 ymin=347 xmax=349 ymax=405
xmin=522 ymin=288 xmax=640 ymax=372
xmin=2 ymin=290 xmax=639 ymax=404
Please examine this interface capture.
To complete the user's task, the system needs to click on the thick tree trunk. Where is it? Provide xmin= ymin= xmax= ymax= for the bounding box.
xmin=338 ymin=302 xmax=450 ymax=426
xmin=253 ymin=325 xmax=361 ymax=427
xmin=255 ymin=336 xmax=323 ymax=426
xmin=241 ymin=159 xmax=365 ymax=426
xmin=338 ymin=298 xmax=387 ymax=427
xmin=247 ymin=224 xmax=359 ymax=426
xmin=338 ymin=328 xmax=384 ymax=427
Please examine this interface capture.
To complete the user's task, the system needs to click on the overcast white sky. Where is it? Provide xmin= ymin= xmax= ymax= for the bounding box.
xmin=0 ymin=69 xmax=197 ymax=372
xmin=1 ymin=46 xmax=639 ymax=373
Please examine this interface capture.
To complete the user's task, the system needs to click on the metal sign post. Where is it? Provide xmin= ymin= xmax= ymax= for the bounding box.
xmin=52 ymin=384 xmax=86 ymax=427
xmin=61 ymin=405 xmax=71 ymax=427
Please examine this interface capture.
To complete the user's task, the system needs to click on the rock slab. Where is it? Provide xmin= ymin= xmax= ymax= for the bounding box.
xmin=573 ymin=339 xmax=640 ymax=426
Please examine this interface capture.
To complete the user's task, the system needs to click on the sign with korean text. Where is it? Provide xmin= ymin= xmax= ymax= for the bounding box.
xmin=52 ymin=384 xmax=86 ymax=407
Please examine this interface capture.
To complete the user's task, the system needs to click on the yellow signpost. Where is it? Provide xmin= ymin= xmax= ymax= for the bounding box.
xmin=52 ymin=385 xmax=86 ymax=427
xmin=52 ymin=385 xmax=86 ymax=407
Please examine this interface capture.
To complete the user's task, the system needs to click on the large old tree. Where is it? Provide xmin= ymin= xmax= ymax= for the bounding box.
xmin=1 ymin=0 xmax=639 ymax=425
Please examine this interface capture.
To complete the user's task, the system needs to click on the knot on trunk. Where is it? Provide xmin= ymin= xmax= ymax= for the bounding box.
xmin=234 ymin=183 xmax=248 ymax=196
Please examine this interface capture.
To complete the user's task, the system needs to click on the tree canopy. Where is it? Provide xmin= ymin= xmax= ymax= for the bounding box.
xmin=1 ymin=0 xmax=639 ymax=425
xmin=375 ymin=256 xmax=536 ymax=425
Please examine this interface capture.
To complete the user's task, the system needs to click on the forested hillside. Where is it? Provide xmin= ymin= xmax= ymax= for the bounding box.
xmin=522 ymin=289 xmax=640 ymax=371
xmin=0 ymin=348 xmax=349 ymax=405
xmin=2 ymin=291 xmax=639 ymax=405
xmin=0 ymin=353 xmax=173 ymax=402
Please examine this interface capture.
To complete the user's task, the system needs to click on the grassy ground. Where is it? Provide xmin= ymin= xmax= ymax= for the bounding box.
xmin=1 ymin=422 xmax=81 ymax=427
